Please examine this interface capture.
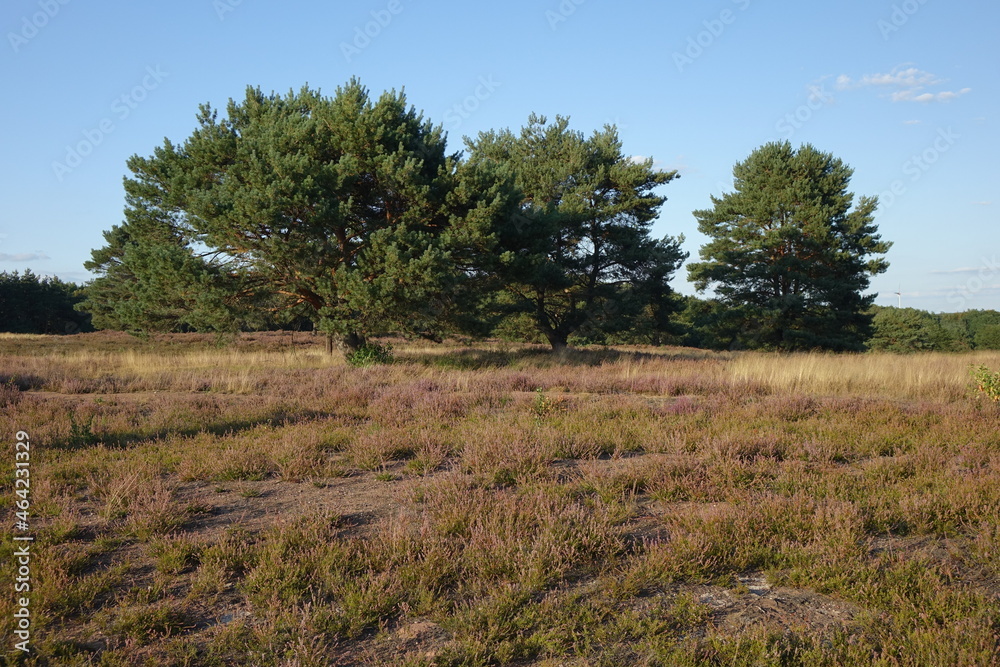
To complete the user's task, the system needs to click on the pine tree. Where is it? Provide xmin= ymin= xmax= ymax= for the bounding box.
xmin=81 ymin=183 xmax=254 ymax=334
xmin=466 ymin=115 xmax=686 ymax=350
xmin=688 ymin=142 xmax=891 ymax=351
xmin=83 ymin=80 xmax=500 ymax=353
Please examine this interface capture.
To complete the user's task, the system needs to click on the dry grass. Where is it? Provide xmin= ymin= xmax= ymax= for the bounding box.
xmin=1 ymin=332 xmax=999 ymax=665
xmin=728 ymin=350 xmax=1000 ymax=401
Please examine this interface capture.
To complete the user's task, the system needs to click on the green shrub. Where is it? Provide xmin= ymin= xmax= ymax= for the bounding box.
xmin=346 ymin=341 xmax=394 ymax=367
xmin=971 ymin=365 xmax=1000 ymax=403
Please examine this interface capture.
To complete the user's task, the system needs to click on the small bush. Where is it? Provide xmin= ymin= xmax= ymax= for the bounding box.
xmin=68 ymin=412 xmax=98 ymax=447
xmin=2 ymin=373 xmax=45 ymax=391
xmin=532 ymin=388 xmax=563 ymax=419
xmin=971 ymin=364 xmax=1000 ymax=403
xmin=0 ymin=380 xmax=21 ymax=407
xmin=346 ymin=341 xmax=394 ymax=367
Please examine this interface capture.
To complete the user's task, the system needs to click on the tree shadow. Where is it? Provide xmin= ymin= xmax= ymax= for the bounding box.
xmin=398 ymin=345 xmax=668 ymax=370
xmin=53 ymin=407 xmax=343 ymax=452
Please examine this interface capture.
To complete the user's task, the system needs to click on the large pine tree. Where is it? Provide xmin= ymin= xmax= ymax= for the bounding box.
xmin=466 ymin=115 xmax=686 ymax=350
xmin=83 ymin=80 xmax=505 ymax=352
xmin=687 ymin=142 xmax=891 ymax=351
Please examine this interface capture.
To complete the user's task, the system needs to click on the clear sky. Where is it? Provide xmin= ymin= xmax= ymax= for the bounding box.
xmin=1 ymin=0 xmax=996 ymax=313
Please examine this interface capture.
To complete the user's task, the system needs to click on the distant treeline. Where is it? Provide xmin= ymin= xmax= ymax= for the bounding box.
xmin=493 ymin=296 xmax=1000 ymax=353
xmin=0 ymin=270 xmax=92 ymax=334
xmin=866 ymin=306 xmax=1000 ymax=352
xmin=5 ymin=268 xmax=993 ymax=354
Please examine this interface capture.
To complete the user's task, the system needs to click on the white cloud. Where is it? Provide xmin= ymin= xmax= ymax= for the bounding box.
xmin=902 ymin=119 xmax=922 ymax=125
xmin=860 ymin=66 xmax=941 ymax=88
xmin=936 ymin=87 xmax=972 ymax=101
xmin=893 ymin=87 xmax=970 ymax=103
xmin=628 ymin=155 xmax=673 ymax=171
xmin=973 ymin=201 xmax=993 ymax=206
xmin=930 ymin=267 xmax=983 ymax=275
xmin=0 ymin=252 xmax=49 ymax=262
xmin=835 ymin=65 xmax=969 ymax=104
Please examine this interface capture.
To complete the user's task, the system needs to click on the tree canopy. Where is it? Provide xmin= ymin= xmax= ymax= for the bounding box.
xmin=80 ymin=82 xmax=919 ymax=356
xmin=466 ymin=115 xmax=686 ymax=350
xmin=687 ymin=141 xmax=890 ymax=351
xmin=83 ymin=79 xmax=506 ymax=352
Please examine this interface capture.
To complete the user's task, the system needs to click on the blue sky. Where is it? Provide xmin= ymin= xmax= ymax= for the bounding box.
xmin=1 ymin=0 xmax=996 ymax=313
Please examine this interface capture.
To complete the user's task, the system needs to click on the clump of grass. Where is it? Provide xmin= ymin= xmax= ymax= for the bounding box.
xmin=216 ymin=447 xmax=273 ymax=482
xmin=577 ymin=459 xmax=650 ymax=503
xmin=405 ymin=438 xmax=451 ymax=476
xmin=68 ymin=411 xmax=99 ymax=447
xmin=35 ymin=547 xmax=130 ymax=621
xmin=0 ymin=379 xmax=22 ymax=407
xmin=150 ymin=534 xmax=203 ymax=575
xmin=457 ymin=419 xmax=553 ymax=486
xmin=41 ymin=507 xmax=87 ymax=545
xmin=191 ymin=527 xmax=258 ymax=596
xmin=107 ymin=601 xmax=192 ymax=641
xmin=128 ymin=482 xmax=187 ymax=540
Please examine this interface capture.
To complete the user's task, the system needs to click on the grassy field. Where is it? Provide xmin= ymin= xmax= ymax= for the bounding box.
xmin=2 ymin=331 xmax=1000 ymax=666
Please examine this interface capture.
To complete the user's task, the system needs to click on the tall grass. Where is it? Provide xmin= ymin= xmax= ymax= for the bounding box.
xmin=727 ymin=350 xmax=1000 ymax=401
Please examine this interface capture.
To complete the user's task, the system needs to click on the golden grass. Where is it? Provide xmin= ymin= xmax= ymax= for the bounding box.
xmin=0 ymin=332 xmax=47 ymax=340
xmin=726 ymin=350 xmax=1000 ymax=401
xmin=98 ymin=347 xmax=345 ymax=373
xmin=7 ymin=332 xmax=998 ymax=403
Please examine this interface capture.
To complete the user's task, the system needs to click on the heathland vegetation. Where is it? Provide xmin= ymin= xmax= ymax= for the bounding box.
xmin=4 ymin=79 xmax=1000 ymax=664
xmin=1 ymin=333 xmax=1000 ymax=664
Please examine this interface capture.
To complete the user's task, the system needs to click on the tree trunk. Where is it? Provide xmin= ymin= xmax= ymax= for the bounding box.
xmin=342 ymin=332 xmax=367 ymax=354
xmin=325 ymin=332 xmax=367 ymax=356
xmin=545 ymin=330 xmax=568 ymax=354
